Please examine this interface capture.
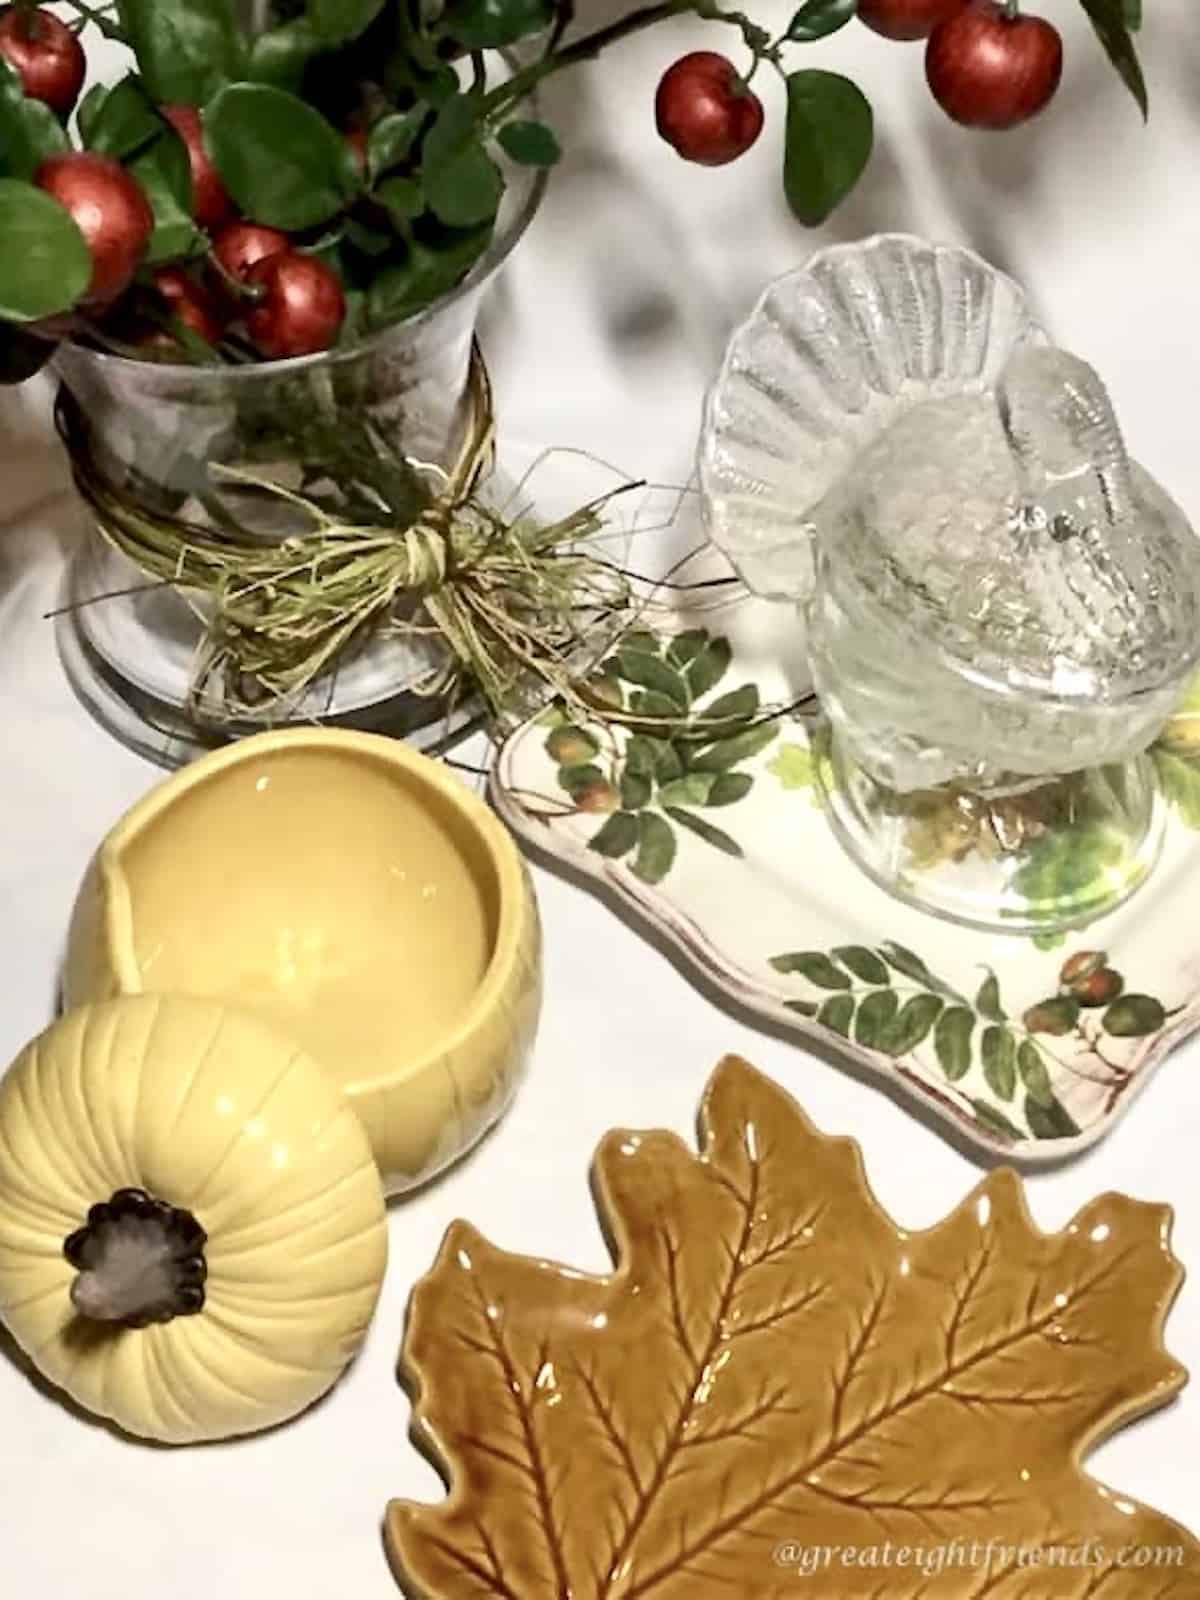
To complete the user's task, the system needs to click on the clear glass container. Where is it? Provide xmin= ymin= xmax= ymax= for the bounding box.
xmin=700 ymin=234 xmax=1200 ymax=935
xmin=55 ymin=156 xmax=546 ymax=768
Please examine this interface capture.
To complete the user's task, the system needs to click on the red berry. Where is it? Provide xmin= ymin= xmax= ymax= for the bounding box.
xmin=345 ymin=127 xmax=369 ymax=174
xmin=926 ymin=1 xmax=1063 ymax=129
xmin=1072 ymin=967 xmax=1125 ymax=1009
xmin=211 ymin=220 xmax=289 ymax=289
xmin=858 ymin=0 xmax=969 ymax=40
xmin=151 ymin=267 xmax=224 ymax=346
xmin=655 ymin=52 xmax=764 ymax=168
xmin=35 ymin=152 xmax=154 ymax=307
xmin=0 ymin=5 xmax=85 ymax=116
xmin=244 ymin=252 xmax=346 ymax=360
xmin=162 ymin=104 xmax=235 ymax=230
xmin=1060 ymin=950 xmax=1106 ymax=987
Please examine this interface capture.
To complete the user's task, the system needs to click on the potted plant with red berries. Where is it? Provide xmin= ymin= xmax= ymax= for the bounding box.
xmin=0 ymin=0 xmax=1148 ymax=760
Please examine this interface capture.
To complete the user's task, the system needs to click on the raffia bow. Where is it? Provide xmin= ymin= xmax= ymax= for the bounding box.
xmin=56 ymin=347 xmax=631 ymax=726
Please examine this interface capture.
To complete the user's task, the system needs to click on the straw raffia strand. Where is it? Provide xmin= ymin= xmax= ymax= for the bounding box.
xmin=56 ymin=350 xmax=632 ymax=726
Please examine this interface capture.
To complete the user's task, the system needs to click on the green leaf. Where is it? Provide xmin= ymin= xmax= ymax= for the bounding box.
xmin=1124 ymin=0 xmax=1142 ymax=25
xmin=206 ymin=84 xmax=361 ymax=230
xmin=658 ymin=774 xmax=716 ymax=809
xmin=1077 ymin=0 xmax=1147 ymax=118
xmin=129 ymin=129 xmax=203 ymax=265
xmin=1022 ymin=996 xmax=1080 ymax=1036
xmin=831 ymin=945 xmax=889 ymax=986
xmin=662 ymin=806 xmax=743 ymax=857
xmin=627 ymin=735 xmax=684 ymax=785
xmin=629 ymin=689 xmax=684 ymax=725
xmin=783 ymin=69 xmax=873 ymax=227
xmin=0 ymin=180 xmax=92 ymax=320
xmin=247 ymin=18 xmax=325 ymax=90
xmin=878 ymin=942 xmax=962 ymax=1003
xmin=631 ymin=811 xmax=676 ymax=884
xmin=115 ymin=0 xmax=243 ymax=105
xmin=619 ymin=771 xmax=652 ymax=811
xmin=879 ymin=993 xmax=943 ymax=1057
xmin=787 ymin=0 xmax=857 ymax=41
xmin=0 ymin=75 xmax=69 ymax=181
xmin=0 ymin=321 xmax=53 ymax=383
xmin=445 ymin=0 xmax=553 ymax=48
xmin=695 ymin=683 xmax=758 ymax=727
xmin=345 ymin=216 xmax=393 ymax=256
xmin=816 ymin=993 xmax=855 ymax=1038
xmin=557 ymin=761 xmax=604 ymax=798
xmin=769 ymin=951 xmax=851 ymax=990
xmin=624 ymin=735 xmax=660 ymax=779
xmin=619 ymin=629 xmax=661 ymax=657
xmin=369 ymin=182 xmax=425 ymax=232
xmin=656 ymin=742 xmax=686 ymax=783
xmin=686 ymin=636 xmax=733 ymax=699
xmin=981 ymin=1026 xmax=1017 ymax=1102
xmin=366 ymin=223 xmax=493 ymax=324
xmin=498 ymin=119 xmax=561 ymax=167
xmin=76 ymin=83 xmax=110 ymax=145
xmin=308 ymin=0 xmax=386 ymax=41
xmin=81 ymin=75 xmax=162 ymax=162
xmin=854 ymin=987 xmax=899 ymax=1048
xmin=422 ymin=90 xmax=479 ymax=169
xmin=665 ymin=629 xmax=709 ymax=670
xmin=1025 ymin=1094 xmax=1081 ymax=1141
xmin=544 ymin=724 xmax=598 ymax=765
xmin=616 ymin=649 xmax=690 ymax=709
xmin=424 ymin=137 xmax=502 ymax=227
xmin=976 ymin=973 xmax=1005 ymax=1021
xmin=1152 ymin=750 xmax=1200 ymax=828
xmin=1017 ymin=1039 xmax=1055 ymax=1109
xmin=971 ymin=1100 xmax=1023 ymax=1144
xmin=1102 ymin=994 xmax=1167 ymax=1038
xmin=369 ymin=108 xmax=426 ymax=176
xmin=689 ymin=723 xmax=777 ymax=774
xmin=588 ymin=811 xmax=639 ymax=860
xmin=706 ymin=772 xmax=753 ymax=808
xmin=768 ymin=743 xmax=816 ymax=792
xmin=786 ymin=998 xmax=819 ymax=1018
xmin=934 ymin=1007 xmax=975 ymax=1082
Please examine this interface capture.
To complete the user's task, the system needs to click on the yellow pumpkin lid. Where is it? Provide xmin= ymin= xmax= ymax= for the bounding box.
xmin=0 ymin=993 xmax=388 ymax=1445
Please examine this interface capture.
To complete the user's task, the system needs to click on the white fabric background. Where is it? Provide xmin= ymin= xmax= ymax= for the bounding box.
xmin=1 ymin=3 xmax=1199 ymax=1592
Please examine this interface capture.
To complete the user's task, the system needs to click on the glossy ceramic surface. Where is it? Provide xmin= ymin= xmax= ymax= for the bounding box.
xmin=493 ymin=598 xmax=1200 ymax=1161
xmin=0 ymin=994 xmax=387 ymax=1444
xmin=388 ymin=1057 xmax=1198 ymax=1597
xmin=65 ymin=730 xmax=542 ymax=1193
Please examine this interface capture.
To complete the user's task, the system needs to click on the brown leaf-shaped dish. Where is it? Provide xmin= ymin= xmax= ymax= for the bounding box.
xmin=388 ymin=1058 xmax=1199 ymax=1598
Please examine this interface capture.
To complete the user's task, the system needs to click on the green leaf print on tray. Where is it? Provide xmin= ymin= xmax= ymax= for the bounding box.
xmin=770 ymin=938 xmax=1178 ymax=1145
xmin=494 ymin=599 xmax=1200 ymax=1163
xmin=541 ymin=629 xmax=778 ymax=885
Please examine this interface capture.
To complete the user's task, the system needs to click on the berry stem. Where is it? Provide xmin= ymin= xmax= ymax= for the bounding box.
xmin=53 ymin=0 xmax=126 ymax=43
xmin=482 ymin=0 xmax=759 ymax=118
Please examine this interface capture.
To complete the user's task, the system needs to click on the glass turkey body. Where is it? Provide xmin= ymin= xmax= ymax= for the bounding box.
xmin=804 ymin=370 xmax=1200 ymax=933
xmin=699 ymin=237 xmax=1200 ymax=935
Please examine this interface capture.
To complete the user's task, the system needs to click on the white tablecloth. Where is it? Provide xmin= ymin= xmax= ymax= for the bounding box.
xmin=2 ymin=4 xmax=1199 ymax=1592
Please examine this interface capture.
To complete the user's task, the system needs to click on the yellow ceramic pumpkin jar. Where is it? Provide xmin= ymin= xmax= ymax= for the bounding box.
xmin=0 ymin=994 xmax=388 ymax=1444
xmin=63 ymin=729 xmax=543 ymax=1194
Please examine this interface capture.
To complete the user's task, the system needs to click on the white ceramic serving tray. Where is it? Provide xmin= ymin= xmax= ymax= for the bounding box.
xmin=493 ymin=589 xmax=1200 ymax=1163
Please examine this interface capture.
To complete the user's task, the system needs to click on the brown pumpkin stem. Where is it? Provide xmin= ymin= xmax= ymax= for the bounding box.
xmin=63 ymin=1189 xmax=207 ymax=1330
